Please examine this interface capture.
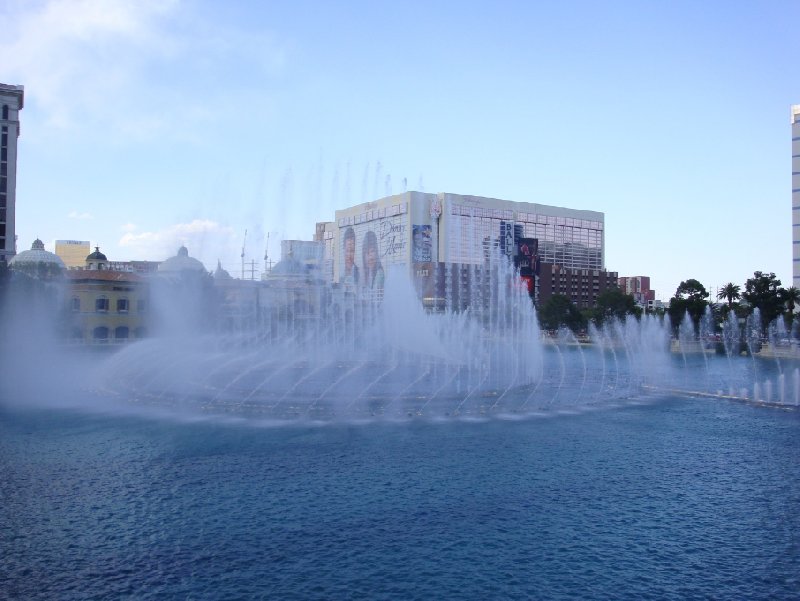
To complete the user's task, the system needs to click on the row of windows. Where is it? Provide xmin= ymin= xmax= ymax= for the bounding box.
xmin=444 ymin=217 xmax=603 ymax=270
xmin=450 ymin=204 xmax=603 ymax=230
xmin=338 ymin=203 xmax=408 ymax=227
xmin=71 ymin=297 xmax=146 ymax=313
xmin=78 ymin=326 xmax=148 ymax=341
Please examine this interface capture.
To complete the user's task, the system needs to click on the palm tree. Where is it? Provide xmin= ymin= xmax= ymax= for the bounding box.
xmin=783 ymin=286 xmax=800 ymax=317
xmin=717 ymin=283 xmax=740 ymax=309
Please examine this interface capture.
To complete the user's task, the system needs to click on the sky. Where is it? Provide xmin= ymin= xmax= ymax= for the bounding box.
xmin=2 ymin=0 xmax=798 ymax=300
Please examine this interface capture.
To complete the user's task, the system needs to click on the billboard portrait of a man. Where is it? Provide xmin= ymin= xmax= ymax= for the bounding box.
xmin=341 ymin=227 xmax=359 ymax=285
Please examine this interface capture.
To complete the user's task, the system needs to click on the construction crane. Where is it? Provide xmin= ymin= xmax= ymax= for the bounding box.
xmin=241 ymin=229 xmax=247 ymax=280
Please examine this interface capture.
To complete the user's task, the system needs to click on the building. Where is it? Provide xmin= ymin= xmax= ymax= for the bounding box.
xmin=314 ymin=221 xmax=336 ymax=283
xmin=157 ymin=245 xmax=207 ymax=276
xmin=279 ymin=240 xmax=324 ymax=274
xmin=618 ymin=275 xmax=655 ymax=306
xmin=333 ymin=191 xmax=604 ymax=279
xmin=331 ymin=191 xmax=608 ymax=306
xmin=65 ymin=247 xmax=148 ymax=344
xmin=538 ymin=264 xmax=619 ymax=310
xmin=55 ymin=240 xmax=91 ymax=269
xmin=107 ymin=260 xmax=160 ymax=274
xmin=0 ymin=83 xmax=24 ymax=264
xmin=8 ymin=238 xmax=65 ymax=280
xmin=793 ymin=105 xmax=800 ymax=287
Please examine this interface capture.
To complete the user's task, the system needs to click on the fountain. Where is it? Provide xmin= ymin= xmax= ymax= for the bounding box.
xmin=1 ymin=252 xmax=798 ymax=422
xmin=3 ymin=252 xmax=800 ymax=601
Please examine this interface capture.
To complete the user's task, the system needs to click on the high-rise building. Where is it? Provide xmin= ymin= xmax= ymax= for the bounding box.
xmin=618 ymin=275 xmax=655 ymax=306
xmin=55 ymin=240 xmax=91 ymax=269
xmin=0 ymin=83 xmax=24 ymax=264
xmin=333 ymin=191 xmax=605 ymax=284
xmin=793 ymin=105 xmax=800 ymax=287
xmin=331 ymin=191 xmax=612 ymax=306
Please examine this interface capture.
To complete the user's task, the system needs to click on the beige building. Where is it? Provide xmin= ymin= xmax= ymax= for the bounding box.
xmin=1 ymin=83 xmax=24 ymax=263
xmin=332 ymin=191 xmax=605 ymax=286
xmin=793 ymin=105 xmax=800 ymax=287
xmin=65 ymin=247 xmax=149 ymax=344
xmin=55 ymin=240 xmax=91 ymax=269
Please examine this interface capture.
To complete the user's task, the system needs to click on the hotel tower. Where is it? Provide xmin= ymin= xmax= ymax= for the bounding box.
xmin=794 ymin=105 xmax=800 ymax=286
xmin=0 ymin=83 xmax=24 ymax=264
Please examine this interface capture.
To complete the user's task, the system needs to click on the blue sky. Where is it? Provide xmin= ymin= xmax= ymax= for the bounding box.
xmin=2 ymin=0 xmax=798 ymax=299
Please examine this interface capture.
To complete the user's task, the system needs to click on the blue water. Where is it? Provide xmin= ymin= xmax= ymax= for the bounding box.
xmin=2 ymin=397 xmax=799 ymax=600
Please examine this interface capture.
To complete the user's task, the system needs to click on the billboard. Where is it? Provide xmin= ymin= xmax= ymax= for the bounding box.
xmin=339 ymin=215 xmax=408 ymax=294
xmin=412 ymin=224 xmax=432 ymax=262
xmin=515 ymin=237 xmax=540 ymax=277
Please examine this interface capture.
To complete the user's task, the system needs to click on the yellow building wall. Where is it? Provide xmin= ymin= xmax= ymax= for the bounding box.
xmin=67 ymin=279 xmax=149 ymax=343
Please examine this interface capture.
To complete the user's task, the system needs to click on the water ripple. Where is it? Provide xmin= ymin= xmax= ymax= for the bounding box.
xmin=2 ymin=397 xmax=799 ymax=600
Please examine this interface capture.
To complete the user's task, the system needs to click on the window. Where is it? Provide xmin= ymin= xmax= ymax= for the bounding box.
xmin=71 ymin=297 xmax=80 ymax=312
xmin=134 ymin=326 xmax=147 ymax=338
xmin=117 ymin=298 xmax=129 ymax=313
xmin=136 ymin=299 xmax=146 ymax=312
xmin=1 ymin=105 xmax=7 ymax=120
xmin=93 ymin=326 xmax=109 ymax=341
xmin=95 ymin=297 xmax=109 ymax=312
xmin=114 ymin=326 xmax=129 ymax=340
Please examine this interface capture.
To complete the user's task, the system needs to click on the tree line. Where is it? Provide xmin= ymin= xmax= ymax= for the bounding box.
xmin=537 ymin=271 xmax=799 ymax=335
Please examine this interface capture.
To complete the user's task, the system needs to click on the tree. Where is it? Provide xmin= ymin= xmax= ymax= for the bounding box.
xmin=782 ymin=286 xmax=800 ymax=313
xmin=675 ymin=279 xmax=709 ymax=301
xmin=716 ymin=283 xmax=741 ymax=309
xmin=781 ymin=286 xmax=800 ymax=327
xmin=592 ymin=287 xmax=640 ymax=325
xmin=538 ymin=294 xmax=586 ymax=333
xmin=742 ymin=271 xmax=783 ymax=329
xmin=668 ymin=278 xmax=709 ymax=332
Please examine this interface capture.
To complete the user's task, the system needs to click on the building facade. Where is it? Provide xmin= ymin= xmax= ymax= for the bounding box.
xmin=538 ymin=263 xmax=619 ymax=310
xmin=333 ymin=192 xmax=605 ymax=286
xmin=793 ymin=105 xmax=800 ymax=287
xmin=0 ymin=83 xmax=24 ymax=264
xmin=64 ymin=246 xmax=150 ymax=344
xmin=65 ymin=270 xmax=149 ymax=344
xmin=55 ymin=240 xmax=91 ymax=269
xmin=618 ymin=275 xmax=655 ymax=306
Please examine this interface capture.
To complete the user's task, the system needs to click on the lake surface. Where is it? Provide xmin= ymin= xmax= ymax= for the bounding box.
xmin=2 ymin=396 xmax=799 ymax=600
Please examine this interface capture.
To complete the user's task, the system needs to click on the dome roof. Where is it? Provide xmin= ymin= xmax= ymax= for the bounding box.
xmin=158 ymin=245 xmax=207 ymax=273
xmin=9 ymin=239 xmax=66 ymax=277
xmin=86 ymin=246 xmax=107 ymax=261
xmin=269 ymin=255 xmax=307 ymax=277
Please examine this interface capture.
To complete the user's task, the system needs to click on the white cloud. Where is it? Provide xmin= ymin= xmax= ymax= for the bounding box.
xmin=2 ymin=0 xmax=178 ymax=129
xmin=118 ymin=218 xmax=236 ymax=264
xmin=1 ymin=0 xmax=285 ymax=141
xmin=120 ymin=222 xmax=137 ymax=232
xmin=67 ymin=210 xmax=93 ymax=220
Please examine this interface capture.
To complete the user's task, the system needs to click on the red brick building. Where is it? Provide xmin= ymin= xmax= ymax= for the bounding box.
xmin=537 ymin=263 xmax=619 ymax=310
